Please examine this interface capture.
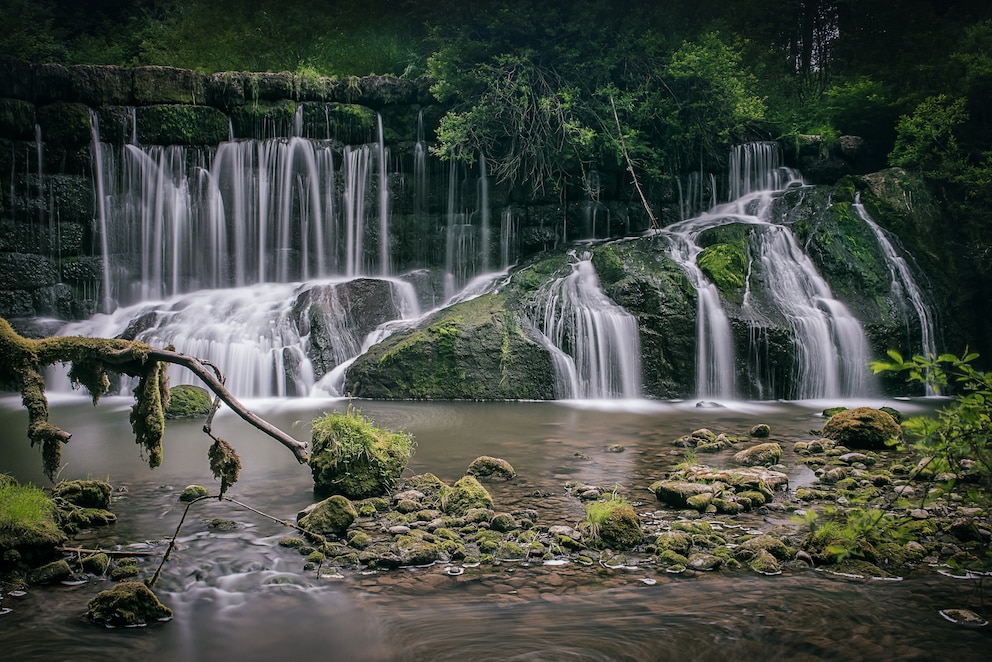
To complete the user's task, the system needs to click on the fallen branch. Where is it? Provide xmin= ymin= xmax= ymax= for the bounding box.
xmin=0 ymin=317 xmax=308 ymax=481
xmin=609 ymin=95 xmax=659 ymax=230
xmin=57 ymin=547 xmax=158 ymax=557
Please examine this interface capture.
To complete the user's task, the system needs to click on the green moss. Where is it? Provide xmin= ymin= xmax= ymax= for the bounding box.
xmin=135 ymin=104 xmax=229 ymax=145
xmin=584 ymin=496 xmax=643 ymax=549
xmin=87 ymin=581 xmax=172 ymax=627
xmin=697 ymin=240 xmax=748 ymax=305
xmin=165 ymin=384 xmax=212 ymax=420
xmin=442 ymin=475 xmax=493 ymax=517
xmin=298 ymin=495 xmax=358 ymax=536
xmin=308 ymin=408 xmax=415 ymax=498
xmin=591 ymin=246 xmax=627 ymax=286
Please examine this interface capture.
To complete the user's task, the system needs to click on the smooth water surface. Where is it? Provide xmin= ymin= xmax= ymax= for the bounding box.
xmin=1 ymin=395 xmax=988 ymax=661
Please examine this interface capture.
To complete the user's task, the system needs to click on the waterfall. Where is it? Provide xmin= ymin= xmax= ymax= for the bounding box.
xmin=853 ymin=193 xmax=938 ymax=394
xmin=376 ymin=114 xmax=390 ymax=276
xmin=88 ymin=111 xmax=113 ymax=313
xmin=664 ymin=221 xmax=737 ymax=399
xmin=479 ymin=154 xmax=491 ymax=273
xmin=666 ymin=142 xmax=873 ymax=400
xmin=531 ymin=252 xmax=641 ymax=399
xmin=58 ymin=278 xmax=420 ymax=398
xmin=749 ymin=223 xmax=873 ymax=398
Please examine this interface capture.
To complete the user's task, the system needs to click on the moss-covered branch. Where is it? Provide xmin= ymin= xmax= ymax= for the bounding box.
xmin=0 ymin=318 xmax=308 ymax=481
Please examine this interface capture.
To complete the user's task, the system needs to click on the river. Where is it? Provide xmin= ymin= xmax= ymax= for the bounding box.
xmin=1 ymin=394 xmax=988 ymax=661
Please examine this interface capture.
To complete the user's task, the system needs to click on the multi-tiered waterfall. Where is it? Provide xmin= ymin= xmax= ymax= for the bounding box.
xmin=665 ymin=142 xmax=874 ymax=400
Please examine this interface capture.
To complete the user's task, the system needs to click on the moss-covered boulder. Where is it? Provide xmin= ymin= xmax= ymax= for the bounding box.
xmin=732 ymin=442 xmax=783 ymax=467
xmin=87 ymin=581 xmax=173 ymax=627
xmin=649 ymin=480 xmax=714 ymax=509
xmin=466 ymin=456 xmax=516 ymax=481
xmin=178 ymin=485 xmax=209 ymax=502
xmin=345 ymin=293 xmax=555 ymax=399
xmin=52 ymin=479 xmax=112 ymax=509
xmin=585 ymin=499 xmax=643 ymax=549
xmin=442 ymin=475 xmax=493 ymax=517
xmin=589 ymin=239 xmax=697 ymax=398
xmin=696 ymin=225 xmax=750 ymax=306
xmin=0 ymin=98 xmax=36 ymax=140
xmin=822 ymin=407 xmax=902 ymax=450
xmin=298 ymin=495 xmax=358 ymax=537
xmin=308 ymin=409 xmax=415 ymax=499
xmin=165 ymin=384 xmax=212 ymax=420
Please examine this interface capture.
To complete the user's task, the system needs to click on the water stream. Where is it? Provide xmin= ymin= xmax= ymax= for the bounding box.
xmin=1 ymin=395 xmax=986 ymax=661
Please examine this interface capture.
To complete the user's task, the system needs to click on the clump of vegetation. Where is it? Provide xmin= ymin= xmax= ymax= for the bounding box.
xmin=87 ymin=581 xmax=173 ymax=627
xmin=583 ymin=493 xmax=642 ymax=550
xmin=308 ymin=407 xmax=415 ymax=499
xmin=0 ymin=478 xmax=66 ymax=565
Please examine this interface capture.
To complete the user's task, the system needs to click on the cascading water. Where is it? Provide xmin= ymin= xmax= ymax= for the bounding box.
xmin=666 ymin=142 xmax=874 ymax=400
xmin=664 ymin=222 xmax=737 ymax=399
xmin=64 ymin=115 xmax=522 ymax=398
xmin=530 ymin=252 xmax=641 ymax=399
xmin=853 ymin=193 xmax=939 ymax=394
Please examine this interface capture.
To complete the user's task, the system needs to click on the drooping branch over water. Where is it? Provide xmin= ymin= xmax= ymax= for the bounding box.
xmin=0 ymin=317 xmax=308 ymax=481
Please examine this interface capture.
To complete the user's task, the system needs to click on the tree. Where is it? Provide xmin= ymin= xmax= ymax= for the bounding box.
xmin=0 ymin=318 xmax=307 ymax=490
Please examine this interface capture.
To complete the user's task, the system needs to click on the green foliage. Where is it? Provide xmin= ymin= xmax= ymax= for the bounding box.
xmin=870 ymin=350 xmax=992 ymax=497
xmin=0 ymin=481 xmax=56 ymax=530
xmin=889 ymin=95 xmax=970 ymax=175
xmin=824 ymin=76 xmax=898 ymax=141
xmin=309 ymin=407 xmax=415 ymax=499
xmin=797 ymin=505 xmax=907 ymax=564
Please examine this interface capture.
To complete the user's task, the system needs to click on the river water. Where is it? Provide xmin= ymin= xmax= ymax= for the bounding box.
xmin=1 ymin=394 xmax=988 ymax=661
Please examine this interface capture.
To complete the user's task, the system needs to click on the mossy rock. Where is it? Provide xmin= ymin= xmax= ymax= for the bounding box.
xmin=345 ymin=293 xmax=555 ymax=399
xmin=654 ymin=531 xmax=692 ymax=555
xmin=442 ymin=476 xmax=493 ymax=517
xmin=649 ymin=480 xmax=714 ymax=508
xmin=179 ymin=485 xmax=210 ymax=502
xmin=395 ymin=534 xmax=441 ymax=566
xmin=298 ymin=495 xmax=358 ymax=537
xmin=230 ymin=99 xmax=297 ymax=139
xmin=732 ymin=442 xmax=783 ymax=467
xmin=165 ymin=384 xmax=212 ymax=420
xmin=135 ymin=104 xmax=229 ymax=145
xmin=587 ymin=500 xmax=642 ymax=550
xmin=308 ymin=409 xmax=415 ymax=499
xmin=822 ymin=407 xmax=902 ymax=450
xmin=52 ymin=479 xmax=112 ymax=509
xmin=36 ymin=102 xmax=91 ymax=145
xmin=81 ymin=552 xmax=110 ymax=575
xmin=0 ymin=482 xmax=67 ymax=566
xmin=87 ymin=581 xmax=173 ymax=627
xmin=466 ymin=456 xmax=516 ymax=481
xmin=28 ymin=559 xmax=73 ymax=584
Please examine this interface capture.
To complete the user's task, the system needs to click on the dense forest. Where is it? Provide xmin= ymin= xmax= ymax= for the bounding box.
xmin=3 ymin=0 xmax=992 ymax=354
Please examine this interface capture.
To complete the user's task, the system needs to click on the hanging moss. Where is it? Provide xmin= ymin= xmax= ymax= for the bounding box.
xmin=208 ymin=437 xmax=242 ymax=496
xmin=0 ymin=317 xmax=168 ymax=480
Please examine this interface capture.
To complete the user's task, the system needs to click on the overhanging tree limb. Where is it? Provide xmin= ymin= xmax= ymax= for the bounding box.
xmin=0 ymin=317 xmax=308 ymax=481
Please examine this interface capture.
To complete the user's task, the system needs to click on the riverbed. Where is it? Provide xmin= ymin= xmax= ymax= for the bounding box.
xmin=1 ymin=394 xmax=988 ymax=661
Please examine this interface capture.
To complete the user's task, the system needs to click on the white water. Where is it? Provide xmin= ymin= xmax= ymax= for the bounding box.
xmin=58 ymin=278 xmax=420 ymax=398
xmin=853 ymin=193 xmax=938 ymax=391
xmin=665 ymin=142 xmax=875 ymax=399
xmin=530 ymin=252 xmax=641 ymax=399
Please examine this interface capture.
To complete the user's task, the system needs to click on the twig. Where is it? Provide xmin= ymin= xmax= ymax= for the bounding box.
xmin=58 ymin=547 xmax=158 ymax=557
xmin=609 ymin=95 xmax=658 ymax=229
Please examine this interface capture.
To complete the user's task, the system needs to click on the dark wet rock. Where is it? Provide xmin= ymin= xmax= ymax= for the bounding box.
xmin=298 ymin=495 xmax=358 ymax=537
xmin=749 ymin=423 xmax=771 ymax=438
xmin=466 ymin=456 xmax=516 ymax=481
xmin=822 ymin=407 xmax=901 ymax=450
xmin=733 ymin=442 xmax=782 ymax=467
xmin=87 ymin=581 xmax=172 ymax=627
xmin=28 ymin=559 xmax=72 ymax=584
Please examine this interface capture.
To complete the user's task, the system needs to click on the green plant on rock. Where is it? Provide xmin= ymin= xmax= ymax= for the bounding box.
xmin=797 ymin=505 xmax=908 ymax=565
xmin=309 ymin=406 xmax=415 ymax=499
